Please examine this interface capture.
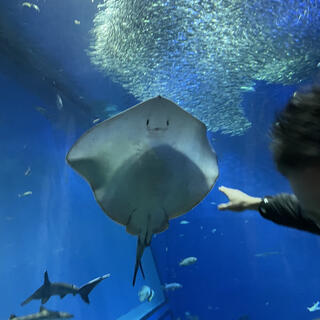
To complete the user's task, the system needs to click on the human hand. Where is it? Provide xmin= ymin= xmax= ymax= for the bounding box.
xmin=217 ymin=186 xmax=261 ymax=212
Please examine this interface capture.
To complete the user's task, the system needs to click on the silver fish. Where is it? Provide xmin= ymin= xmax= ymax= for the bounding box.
xmin=179 ymin=257 xmax=197 ymax=266
xmin=56 ymin=94 xmax=63 ymax=110
xmin=163 ymin=282 xmax=183 ymax=291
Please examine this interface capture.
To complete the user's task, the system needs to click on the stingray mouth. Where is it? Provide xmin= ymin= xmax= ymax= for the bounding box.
xmin=147 ymin=127 xmax=168 ymax=132
xmin=146 ymin=119 xmax=169 ymax=132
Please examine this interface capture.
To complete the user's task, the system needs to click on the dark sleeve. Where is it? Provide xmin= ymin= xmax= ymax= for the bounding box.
xmin=258 ymin=193 xmax=320 ymax=235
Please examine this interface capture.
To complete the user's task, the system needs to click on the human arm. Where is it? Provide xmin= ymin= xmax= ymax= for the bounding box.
xmin=217 ymin=186 xmax=262 ymax=212
xmin=217 ymin=186 xmax=320 ymax=235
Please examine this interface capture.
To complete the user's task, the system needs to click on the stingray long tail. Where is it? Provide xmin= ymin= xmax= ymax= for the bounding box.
xmin=133 ymin=231 xmax=152 ymax=286
xmin=79 ymin=273 xmax=110 ymax=304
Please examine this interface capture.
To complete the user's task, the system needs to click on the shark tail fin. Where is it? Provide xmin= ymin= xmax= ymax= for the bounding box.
xmin=9 ymin=315 xmax=16 ymax=319
xmin=79 ymin=288 xmax=90 ymax=304
xmin=78 ymin=275 xmax=108 ymax=304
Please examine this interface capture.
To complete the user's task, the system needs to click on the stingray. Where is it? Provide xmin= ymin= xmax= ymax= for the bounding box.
xmin=66 ymin=96 xmax=219 ymax=285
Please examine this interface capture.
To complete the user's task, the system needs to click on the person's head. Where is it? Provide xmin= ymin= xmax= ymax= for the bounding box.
xmin=270 ymin=86 xmax=320 ymax=220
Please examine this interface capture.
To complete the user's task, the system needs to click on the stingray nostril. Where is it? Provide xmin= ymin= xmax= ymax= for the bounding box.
xmin=166 ymin=120 xmax=169 ymax=126
xmin=146 ymin=119 xmax=149 ymax=126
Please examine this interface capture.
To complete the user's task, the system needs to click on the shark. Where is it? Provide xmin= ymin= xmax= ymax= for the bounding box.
xmin=21 ymin=271 xmax=110 ymax=305
xmin=9 ymin=306 xmax=73 ymax=320
xmin=308 ymin=301 xmax=320 ymax=312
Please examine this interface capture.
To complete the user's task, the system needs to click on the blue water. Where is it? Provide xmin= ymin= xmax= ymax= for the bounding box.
xmin=1 ymin=1 xmax=320 ymax=320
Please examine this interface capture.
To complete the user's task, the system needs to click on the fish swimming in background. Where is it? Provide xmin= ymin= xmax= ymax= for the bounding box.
xmin=24 ymin=167 xmax=31 ymax=176
xmin=163 ymin=282 xmax=183 ymax=291
xmin=21 ymin=271 xmax=110 ymax=305
xmin=179 ymin=257 xmax=197 ymax=266
xmin=185 ymin=311 xmax=199 ymax=320
xmin=89 ymin=0 xmax=320 ymax=136
xmin=21 ymin=2 xmax=32 ymax=7
xmin=21 ymin=2 xmax=40 ymax=12
xmin=254 ymin=251 xmax=280 ymax=257
xmin=180 ymin=220 xmax=190 ymax=225
xmin=18 ymin=191 xmax=32 ymax=198
xmin=308 ymin=301 xmax=320 ymax=312
xmin=35 ymin=106 xmax=47 ymax=115
xmin=32 ymin=4 xmax=40 ymax=12
xmin=56 ymin=94 xmax=63 ymax=110
xmin=138 ymin=285 xmax=154 ymax=302
xmin=240 ymin=86 xmax=256 ymax=92
xmin=9 ymin=306 xmax=73 ymax=320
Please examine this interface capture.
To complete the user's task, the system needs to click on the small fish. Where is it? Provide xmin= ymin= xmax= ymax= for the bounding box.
xmin=22 ymin=2 xmax=32 ymax=8
xmin=180 ymin=220 xmax=189 ymax=224
xmin=179 ymin=234 xmax=184 ymax=237
xmin=35 ymin=106 xmax=47 ymax=116
xmin=165 ymin=247 xmax=168 ymax=252
xmin=56 ymin=94 xmax=63 ymax=110
xmin=200 ymin=226 xmax=203 ymax=230
xmin=240 ymin=86 xmax=255 ymax=92
xmin=210 ymin=201 xmax=216 ymax=205
xmin=308 ymin=301 xmax=320 ymax=312
xmin=32 ymin=4 xmax=40 ymax=12
xmin=18 ymin=191 xmax=32 ymax=198
xmin=211 ymin=228 xmax=217 ymax=234
xmin=92 ymin=118 xmax=101 ymax=124
xmin=74 ymin=20 xmax=81 ymax=25
xmin=138 ymin=285 xmax=154 ymax=302
xmin=179 ymin=256 xmax=197 ymax=266
xmin=24 ymin=166 xmax=31 ymax=176
xmin=185 ymin=312 xmax=199 ymax=320
xmin=163 ymin=282 xmax=182 ymax=291
xmin=254 ymin=251 xmax=280 ymax=257
xmin=22 ymin=2 xmax=39 ymax=12
xmin=317 ymin=62 xmax=320 ymax=68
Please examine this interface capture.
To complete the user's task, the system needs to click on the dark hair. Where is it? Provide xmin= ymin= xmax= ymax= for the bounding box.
xmin=270 ymin=86 xmax=320 ymax=176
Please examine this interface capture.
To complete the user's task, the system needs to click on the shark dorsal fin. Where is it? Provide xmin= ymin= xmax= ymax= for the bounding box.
xmin=44 ymin=270 xmax=51 ymax=286
xmin=40 ymin=306 xmax=47 ymax=312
